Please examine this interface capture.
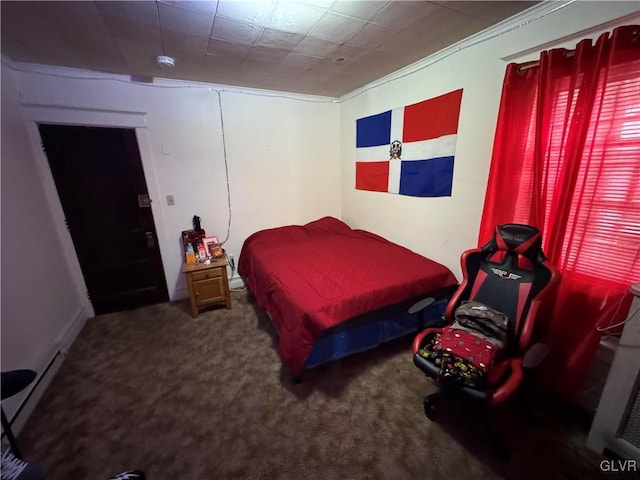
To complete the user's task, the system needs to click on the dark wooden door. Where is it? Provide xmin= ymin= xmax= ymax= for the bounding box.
xmin=39 ymin=124 xmax=169 ymax=314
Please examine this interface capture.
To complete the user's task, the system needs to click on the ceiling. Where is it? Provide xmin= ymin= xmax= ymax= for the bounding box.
xmin=0 ymin=1 xmax=539 ymax=97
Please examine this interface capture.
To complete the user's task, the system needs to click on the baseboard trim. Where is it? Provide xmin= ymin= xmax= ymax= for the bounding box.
xmin=56 ymin=308 xmax=88 ymax=357
xmin=229 ymin=276 xmax=245 ymax=290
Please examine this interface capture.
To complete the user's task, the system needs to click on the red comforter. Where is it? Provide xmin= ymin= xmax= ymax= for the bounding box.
xmin=238 ymin=217 xmax=458 ymax=374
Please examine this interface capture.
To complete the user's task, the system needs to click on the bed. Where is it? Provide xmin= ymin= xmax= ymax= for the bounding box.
xmin=238 ymin=217 xmax=458 ymax=376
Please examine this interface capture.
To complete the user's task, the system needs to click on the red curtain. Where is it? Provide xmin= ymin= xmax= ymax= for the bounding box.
xmin=479 ymin=25 xmax=640 ymax=399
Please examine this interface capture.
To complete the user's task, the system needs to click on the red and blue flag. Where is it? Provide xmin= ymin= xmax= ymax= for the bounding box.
xmin=355 ymin=89 xmax=463 ymax=197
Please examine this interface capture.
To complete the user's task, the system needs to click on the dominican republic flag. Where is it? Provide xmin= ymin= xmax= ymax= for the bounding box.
xmin=355 ymin=89 xmax=463 ymax=197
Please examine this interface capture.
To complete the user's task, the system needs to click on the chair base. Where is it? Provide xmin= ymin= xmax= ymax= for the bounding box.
xmin=484 ymin=414 xmax=510 ymax=461
xmin=421 ymin=389 xmax=510 ymax=461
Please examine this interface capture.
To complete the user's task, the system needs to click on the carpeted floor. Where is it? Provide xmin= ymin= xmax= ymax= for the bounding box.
xmin=17 ymin=290 xmax=615 ymax=479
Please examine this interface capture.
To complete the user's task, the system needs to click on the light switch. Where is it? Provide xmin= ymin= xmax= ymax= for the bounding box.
xmin=166 ymin=195 xmax=175 ymax=206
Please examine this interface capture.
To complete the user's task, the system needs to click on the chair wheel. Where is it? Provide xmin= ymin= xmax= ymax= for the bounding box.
xmin=423 ymin=397 xmax=437 ymax=421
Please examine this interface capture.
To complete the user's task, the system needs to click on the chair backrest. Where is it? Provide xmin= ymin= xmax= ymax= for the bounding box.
xmin=447 ymin=224 xmax=559 ymax=354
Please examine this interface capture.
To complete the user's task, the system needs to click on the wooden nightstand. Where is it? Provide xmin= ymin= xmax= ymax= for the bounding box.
xmin=182 ymin=258 xmax=231 ymax=317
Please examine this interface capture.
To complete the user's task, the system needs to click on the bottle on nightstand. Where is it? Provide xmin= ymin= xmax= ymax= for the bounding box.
xmin=185 ymin=243 xmax=196 ymax=264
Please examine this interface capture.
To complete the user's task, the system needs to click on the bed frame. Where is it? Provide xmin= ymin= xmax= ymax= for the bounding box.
xmin=303 ymin=286 xmax=456 ymax=370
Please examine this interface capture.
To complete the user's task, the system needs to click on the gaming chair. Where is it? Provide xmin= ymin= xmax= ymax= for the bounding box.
xmin=412 ymin=224 xmax=560 ymax=419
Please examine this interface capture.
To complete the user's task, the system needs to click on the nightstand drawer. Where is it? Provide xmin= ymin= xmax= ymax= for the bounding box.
xmin=191 ymin=267 xmax=223 ymax=282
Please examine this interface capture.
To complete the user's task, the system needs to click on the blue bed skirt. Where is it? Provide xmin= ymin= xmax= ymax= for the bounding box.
xmin=304 ymin=295 xmax=449 ymax=369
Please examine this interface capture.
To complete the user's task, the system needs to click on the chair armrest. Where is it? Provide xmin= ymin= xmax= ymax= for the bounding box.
xmin=489 ymin=345 xmax=546 ymax=405
xmin=412 ymin=328 xmax=443 ymax=355
xmin=490 ymin=359 xmax=523 ymax=405
xmin=522 ymin=343 xmax=548 ymax=369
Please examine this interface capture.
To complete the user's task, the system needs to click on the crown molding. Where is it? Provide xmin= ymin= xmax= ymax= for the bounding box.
xmin=338 ymin=0 xmax=577 ymax=103
xmin=502 ymin=9 xmax=640 ymax=62
xmin=3 ymin=59 xmax=338 ymax=104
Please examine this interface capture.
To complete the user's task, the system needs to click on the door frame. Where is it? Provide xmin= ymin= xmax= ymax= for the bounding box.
xmin=22 ymin=104 xmax=171 ymax=317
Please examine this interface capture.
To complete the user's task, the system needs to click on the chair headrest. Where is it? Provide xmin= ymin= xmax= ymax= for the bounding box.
xmin=485 ymin=224 xmax=545 ymax=262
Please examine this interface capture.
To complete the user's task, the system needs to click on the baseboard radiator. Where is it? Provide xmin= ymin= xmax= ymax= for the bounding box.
xmin=588 ymin=283 xmax=640 ymax=462
xmin=2 ymin=309 xmax=86 ymax=438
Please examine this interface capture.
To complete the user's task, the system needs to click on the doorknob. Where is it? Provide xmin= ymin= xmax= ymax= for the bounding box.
xmin=138 ymin=194 xmax=152 ymax=208
xmin=145 ymin=231 xmax=155 ymax=249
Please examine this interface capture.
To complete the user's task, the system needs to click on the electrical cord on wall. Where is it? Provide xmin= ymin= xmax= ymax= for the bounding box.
xmin=216 ymin=89 xmax=232 ymax=247
xmin=223 ymin=249 xmax=246 ymax=292
xmin=596 ymin=301 xmax=640 ymax=333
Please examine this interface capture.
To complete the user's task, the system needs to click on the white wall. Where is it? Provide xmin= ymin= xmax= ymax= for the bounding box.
xmin=216 ymin=91 xmax=341 ymax=245
xmin=339 ymin=1 xmax=640 ymax=281
xmin=7 ymin=66 xmax=341 ymax=301
xmin=1 ymin=62 xmax=86 ymax=423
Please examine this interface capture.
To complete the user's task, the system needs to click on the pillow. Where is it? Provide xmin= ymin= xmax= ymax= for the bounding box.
xmin=304 ymin=216 xmax=352 ymax=234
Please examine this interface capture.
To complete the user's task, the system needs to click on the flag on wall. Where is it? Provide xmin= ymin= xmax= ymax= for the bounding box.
xmin=355 ymin=88 xmax=463 ymax=197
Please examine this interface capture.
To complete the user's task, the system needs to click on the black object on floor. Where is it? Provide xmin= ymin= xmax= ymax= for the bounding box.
xmin=1 ymin=369 xmax=37 ymax=459
xmin=108 ymin=470 xmax=146 ymax=480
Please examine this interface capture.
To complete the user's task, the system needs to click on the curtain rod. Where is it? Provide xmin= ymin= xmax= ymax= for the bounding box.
xmin=518 ymin=51 xmax=577 ymax=71
xmin=518 ymin=26 xmax=640 ymax=71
